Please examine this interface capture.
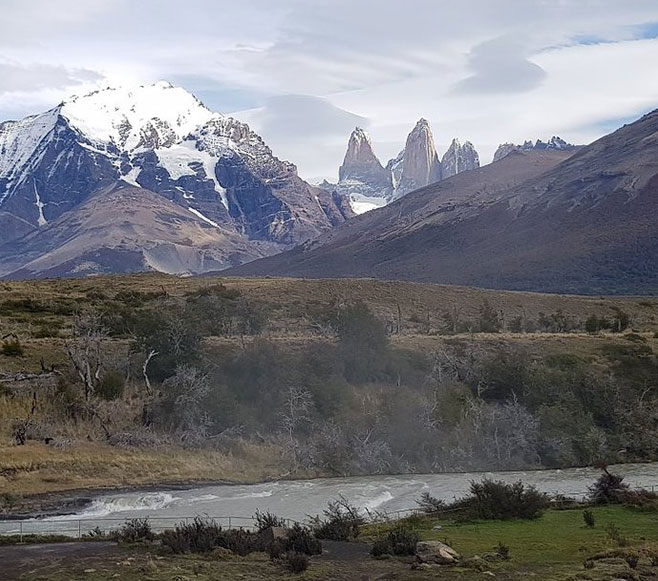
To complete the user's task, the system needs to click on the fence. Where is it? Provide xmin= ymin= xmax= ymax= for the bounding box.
xmin=0 ymin=515 xmax=298 ymax=542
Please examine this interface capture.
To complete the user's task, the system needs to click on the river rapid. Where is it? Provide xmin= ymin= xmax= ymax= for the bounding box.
xmin=2 ymin=462 xmax=658 ymax=536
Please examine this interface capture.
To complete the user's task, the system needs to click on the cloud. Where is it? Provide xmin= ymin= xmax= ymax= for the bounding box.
xmin=237 ymin=95 xmax=368 ymax=180
xmin=454 ymin=37 xmax=547 ymax=94
xmin=0 ymin=62 xmax=102 ymax=93
xmin=1 ymin=0 xmax=658 ymax=178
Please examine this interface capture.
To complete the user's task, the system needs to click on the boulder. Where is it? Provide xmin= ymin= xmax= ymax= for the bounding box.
xmin=415 ymin=540 xmax=460 ymax=565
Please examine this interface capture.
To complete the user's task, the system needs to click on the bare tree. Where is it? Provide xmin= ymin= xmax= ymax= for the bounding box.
xmin=280 ymin=386 xmax=314 ymax=442
xmin=142 ymin=349 xmax=158 ymax=396
xmin=159 ymin=366 xmax=211 ymax=442
xmin=65 ymin=311 xmax=108 ymax=401
xmin=280 ymin=386 xmax=315 ymax=467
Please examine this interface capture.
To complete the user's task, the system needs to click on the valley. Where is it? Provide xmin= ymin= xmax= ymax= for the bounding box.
xmin=1 ymin=274 xmax=658 ymax=514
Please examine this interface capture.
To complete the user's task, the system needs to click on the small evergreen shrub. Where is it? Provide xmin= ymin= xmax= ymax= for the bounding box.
xmin=496 ymin=541 xmax=511 ymax=560
xmin=254 ymin=509 xmax=287 ymax=531
xmin=97 ymin=369 xmax=125 ymax=401
xmin=588 ymin=470 xmax=629 ymax=504
xmin=310 ymin=497 xmax=364 ymax=541
xmin=116 ymin=519 xmax=154 ymax=543
xmin=416 ymin=491 xmax=445 ymax=513
xmin=370 ymin=524 xmax=419 ymax=557
xmin=583 ymin=509 xmax=595 ymax=528
xmin=465 ymin=479 xmax=548 ymax=520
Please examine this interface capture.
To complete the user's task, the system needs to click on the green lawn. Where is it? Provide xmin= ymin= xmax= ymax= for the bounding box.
xmin=364 ymin=505 xmax=658 ymax=579
xmin=434 ymin=506 xmax=658 ymax=565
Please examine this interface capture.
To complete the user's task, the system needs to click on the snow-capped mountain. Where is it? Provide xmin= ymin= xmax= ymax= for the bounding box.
xmin=0 ymin=82 xmax=351 ymax=278
xmin=330 ymin=120 xmax=480 ymax=214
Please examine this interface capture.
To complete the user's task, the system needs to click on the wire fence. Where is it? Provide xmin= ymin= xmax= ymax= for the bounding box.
xmin=0 ymin=515 xmax=299 ymax=542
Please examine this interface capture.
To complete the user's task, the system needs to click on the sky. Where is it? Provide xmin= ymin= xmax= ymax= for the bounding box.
xmin=1 ymin=0 xmax=658 ymax=181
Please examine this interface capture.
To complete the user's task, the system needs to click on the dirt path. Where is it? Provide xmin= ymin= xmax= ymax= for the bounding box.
xmin=0 ymin=542 xmax=125 ymax=581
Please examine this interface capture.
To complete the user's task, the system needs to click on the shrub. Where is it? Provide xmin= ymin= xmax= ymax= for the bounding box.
xmin=161 ymin=517 xmax=267 ymax=556
xmin=416 ymin=491 xmax=445 ymax=513
xmin=588 ymin=469 xmax=629 ymax=504
xmin=254 ymin=510 xmax=287 ymax=532
xmin=605 ymin=523 xmax=629 ymax=547
xmin=282 ymin=551 xmax=309 ymax=573
xmin=116 ymin=519 xmax=154 ymax=543
xmin=370 ymin=524 xmax=419 ymax=557
xmin=285 ymin=523 xmax=322 ymax=556
xmin=310 ymin=496 xmax=364 ymax=541
xmin=478 ymin=300 xmax=501 ymax=333
xmin=162 ymin=518 xmax=220 ymax=554
xmin=1 ymin=338 xmax=24 ymax=357
xmin=583 ymin=510 xmax=595 ymax=528
xmin=496 ymin=541 xmax=511 ymax=560
xmin=463 ymin=479 xmax=548 ymax=520
xmin=97 ymin=369 xmax=125 ymax=401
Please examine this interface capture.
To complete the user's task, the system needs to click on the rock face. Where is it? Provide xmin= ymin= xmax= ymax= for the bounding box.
xmin=396 ymin=118 xmax=442 ymax=196
xmin=338 ymin=128 xmax=392 ymax=193
xmin=0 ymin=82 xmax=351 ymax=278
xmin=494 ymin=136 xmax=577 ymax=162
xmin=333 ymin=120 xmax=480 ymax=213
xmin=441 ymin=138 xmax=480 ymax=179
xmin=230 ymin=108 xmax=658 ymax=295
xmin=416 ymin=541 xmax=461 ymax=565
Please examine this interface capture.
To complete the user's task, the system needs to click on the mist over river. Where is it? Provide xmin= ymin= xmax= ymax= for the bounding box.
xmin=2 ymin=463 xmax=658 ymax=536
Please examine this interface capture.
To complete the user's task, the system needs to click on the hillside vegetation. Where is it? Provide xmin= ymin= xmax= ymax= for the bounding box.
xmin=1 ymin=274 xmax=658 ymax=504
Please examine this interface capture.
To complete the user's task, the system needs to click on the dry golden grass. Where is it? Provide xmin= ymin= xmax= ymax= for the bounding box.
xmin=0 ymin=440 xmax=290 ymax=497
xmin=1 ymin=274 xmax=657 ymax=339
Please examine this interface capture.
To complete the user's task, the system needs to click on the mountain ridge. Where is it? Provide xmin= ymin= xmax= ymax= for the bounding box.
xmin=224 ymin=108 xmax=658 ymax=295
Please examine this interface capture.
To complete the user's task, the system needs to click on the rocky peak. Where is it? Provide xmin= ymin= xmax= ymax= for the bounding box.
xmin=397 ymin=118 xmax=442 ymax=195
xmin=338 ymin=127 xmax=391 ymax=187
xmin=494 ymin=136 xmax=577 ymax=162
xmin=441 ymin=138 xmax=480 ymax=179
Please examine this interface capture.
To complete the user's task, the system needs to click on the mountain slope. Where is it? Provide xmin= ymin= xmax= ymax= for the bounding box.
xmin=0 ymin=83 xmax=350 ymax=278
xmin=227 ymin=149 xmax=573 ymax=278
xmin=0 ymin=183 xmax=282 ymax=279
xmin=228 ymin=109 xmax=658 ymax=294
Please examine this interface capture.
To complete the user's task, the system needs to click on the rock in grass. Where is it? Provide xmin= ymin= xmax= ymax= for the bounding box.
xmin=415 ymin=540 xmax=460 ymax=565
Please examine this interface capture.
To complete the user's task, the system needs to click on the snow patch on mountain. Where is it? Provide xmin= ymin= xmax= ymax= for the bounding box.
xmin=0 ymin=109 xmax=58 ymax=183
xmin=61 ymin=82 xmax=217 ymax=152
xmin=349 ymin=193 xmax=387 ymax=215
xmin=188 ymin=207 xmax=221 ymax=228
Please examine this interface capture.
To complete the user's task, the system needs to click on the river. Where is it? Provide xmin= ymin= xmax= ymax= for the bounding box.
xmin=2 ymin=462 xmax=658 ymax=536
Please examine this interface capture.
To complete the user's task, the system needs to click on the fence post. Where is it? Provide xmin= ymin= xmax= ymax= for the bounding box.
xmin=19 ymin=521 xmax=23 ymax=543
xmin=228 ymin=517 xmax=232 ymax=529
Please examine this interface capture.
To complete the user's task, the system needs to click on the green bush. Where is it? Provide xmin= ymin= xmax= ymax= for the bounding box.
xmin=583 ymin=510 xmax=595 ymax=528
xmin=161 ymin=517 xmax=267 ymax=556
xmin=462 ymin=479 xmax=548 ymax=520
xmin=416 ymin=491 xmax=445 ymax=513
xmin=310 ymin=497 xmax=364 ymax=541
xmin=370 ymin=524 xmax=419 ymax=557
xmin=97 ymin=369 xmax=125 ymax=401
xmin=116 ymin=519 xmax=154 ymax=543
xmin=254 ymin=510 xmax=288 ymax=531
xmin=587 ymin=470 xmax=629 ymax=504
